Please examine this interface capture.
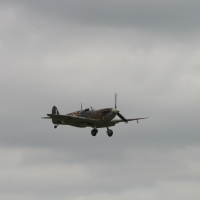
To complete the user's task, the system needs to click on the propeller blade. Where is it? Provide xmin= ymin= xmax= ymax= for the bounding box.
xmin=117 ymin=112 xmax=128 ymax=123
xmin=115 ymin=93 xmax=117 ymax=108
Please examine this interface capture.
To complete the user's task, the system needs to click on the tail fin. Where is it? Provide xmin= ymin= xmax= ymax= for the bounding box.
xmin=52 ymin=106 xmax=60 ymax=115
xmin=52 ymin=106 xmax=61 ymax=124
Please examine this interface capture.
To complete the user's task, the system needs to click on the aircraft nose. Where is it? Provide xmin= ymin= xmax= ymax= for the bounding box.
xmin=112 ymin=108 xmax=119 ymax=114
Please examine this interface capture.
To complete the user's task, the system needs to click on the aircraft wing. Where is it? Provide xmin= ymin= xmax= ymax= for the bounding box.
xmin=108 ymin=117 xmax=149 ymax=125
xmin=104 ymin=117 xmax=148 ymax=126
xmin=94 ymin=117 xmax=148 ymax=128
xmin=43 ymin=114 xmax=148 ymax=128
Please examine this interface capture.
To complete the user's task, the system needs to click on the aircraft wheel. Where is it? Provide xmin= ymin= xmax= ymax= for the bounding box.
xmin=107 ymin=130 xmax=113 ymax=137
xmin=91 ymin=129 xmax=98 ymax=136
xmin=54 ymin=125 xmax=58 ymax=129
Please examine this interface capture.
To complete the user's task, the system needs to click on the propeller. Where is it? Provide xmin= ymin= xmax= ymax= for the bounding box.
xmin=115 ymin=93 xmax=117 ymax=109
xmin=114 ymin=93 xmax=128 ymax=123
xmin=117 ymin=112 xmax=128 ymax=123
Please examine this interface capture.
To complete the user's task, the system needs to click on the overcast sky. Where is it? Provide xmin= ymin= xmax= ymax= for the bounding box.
xmin=1 ymin=0 xmax=200 ymax=199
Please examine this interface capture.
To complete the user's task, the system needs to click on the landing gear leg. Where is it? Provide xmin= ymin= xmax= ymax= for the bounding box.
xmin=107 ymin=127 xmax=113 ymax=137
xmin=91 ymin=128 xmax=98 ymax=136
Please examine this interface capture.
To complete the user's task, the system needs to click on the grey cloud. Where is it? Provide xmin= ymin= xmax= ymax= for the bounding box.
xmin=2 ymin=0 xmax=200 ymax=33
xmin=1 ymin=1 xmax=200 ymax=199
xmin=1 ymin=146 xmax=200 ymax=199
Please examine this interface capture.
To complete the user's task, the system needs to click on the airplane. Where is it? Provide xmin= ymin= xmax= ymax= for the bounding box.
xmin=42 ymin=94 xmax=148 ymax=137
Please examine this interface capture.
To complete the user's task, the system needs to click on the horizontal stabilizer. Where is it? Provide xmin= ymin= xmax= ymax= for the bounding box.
xmin=47 ymin=114 xmax=102 ymax=123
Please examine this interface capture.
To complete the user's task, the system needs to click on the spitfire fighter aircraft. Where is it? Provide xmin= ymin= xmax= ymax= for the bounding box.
xmin=42 ymin=94 xmax=148 ymax=137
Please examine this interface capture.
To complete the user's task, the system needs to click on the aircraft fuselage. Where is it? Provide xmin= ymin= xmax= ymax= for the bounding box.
xmin=67 ymin=108 xmax=117 ymax=122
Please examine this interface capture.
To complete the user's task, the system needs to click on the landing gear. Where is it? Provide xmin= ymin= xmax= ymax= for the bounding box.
xmin=91 ymin=128 xmax=98 ymax=136
xmin=54 ymin=125 xmax=58 ymax=129
xmin=107 ymin=128 xmax=113 ymax=137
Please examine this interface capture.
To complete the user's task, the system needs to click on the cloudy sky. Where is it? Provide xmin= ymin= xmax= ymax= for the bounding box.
xmin=1 ymin=0 xmax=200 ymax=199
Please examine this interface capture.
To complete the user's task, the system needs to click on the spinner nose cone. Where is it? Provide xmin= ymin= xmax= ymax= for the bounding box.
xmin=112 ymin=108 xmax=119 ymax=114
